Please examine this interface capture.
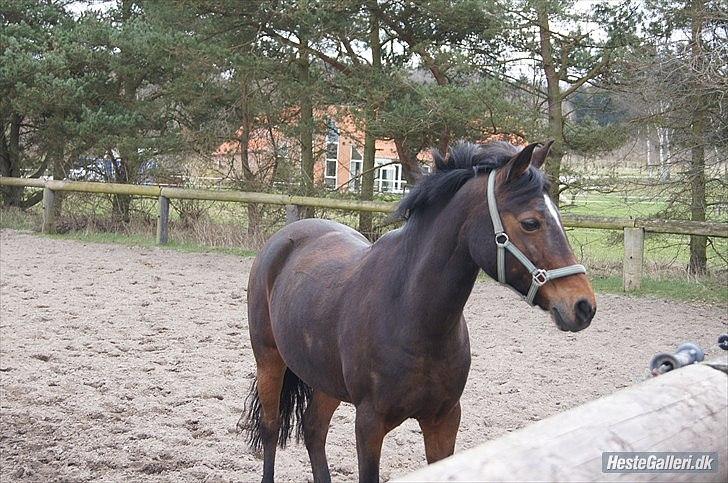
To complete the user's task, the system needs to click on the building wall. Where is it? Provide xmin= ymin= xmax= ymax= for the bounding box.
xmin=214 ymin=106 xmax=416 ymax=193
xmin=317 ymin=112 xmax=407 ymax=193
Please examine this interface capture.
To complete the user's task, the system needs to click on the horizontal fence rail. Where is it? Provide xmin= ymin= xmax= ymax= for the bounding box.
xmin=2 ymin=177 xmax=726 ymax=291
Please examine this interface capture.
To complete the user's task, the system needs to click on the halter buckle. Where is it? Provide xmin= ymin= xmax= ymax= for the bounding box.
xmin=532 ymin=269 xmax=548 ymax=286
xmin=495 ymin=233 xmax=509 ymax=247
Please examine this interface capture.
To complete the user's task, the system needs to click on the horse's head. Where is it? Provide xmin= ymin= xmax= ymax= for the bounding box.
xmin=466 ymin=141 xmax=596 ymax=332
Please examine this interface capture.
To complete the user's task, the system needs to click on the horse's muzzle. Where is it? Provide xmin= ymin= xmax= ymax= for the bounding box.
xmin=551 ymin=298 xmax=596 ymax=332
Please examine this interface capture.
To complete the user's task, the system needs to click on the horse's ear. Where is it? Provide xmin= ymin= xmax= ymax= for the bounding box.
xmin=506 ymin=142 xmax=539 ymax=182
xmin=531 ymin=140 xmax=554 ymax=169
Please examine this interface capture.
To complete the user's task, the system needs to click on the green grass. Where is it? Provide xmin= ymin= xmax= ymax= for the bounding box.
xmin=566 ymin=227 xmax=727 ymax=271
xmin=44 ymin=231 xmax=257 ymax=257
xmin=592 ymin=275 xmax=728 ymax=305
xmin=0 ymin=206 xmax=41 ymax=230
xmin=562 ymin=191 xmax=669 ymax=218
xmin=561 ymin=189 xmax=727 ymax=270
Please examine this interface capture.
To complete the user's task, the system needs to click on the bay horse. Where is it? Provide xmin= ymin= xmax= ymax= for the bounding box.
xmin=241 ymin=140 xmax=596 ymax=483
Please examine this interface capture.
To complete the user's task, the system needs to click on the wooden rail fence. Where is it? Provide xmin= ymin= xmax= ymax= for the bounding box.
xmin=2 ymin=177 xmax=726 ymax=291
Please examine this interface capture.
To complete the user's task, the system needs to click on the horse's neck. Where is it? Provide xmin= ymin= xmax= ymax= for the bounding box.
xmin=390 ymin=197 xmax=481 ymax=334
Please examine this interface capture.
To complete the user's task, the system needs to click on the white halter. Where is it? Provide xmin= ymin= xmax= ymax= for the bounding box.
xmin=486 ymin=169 xmax=586 ymax=306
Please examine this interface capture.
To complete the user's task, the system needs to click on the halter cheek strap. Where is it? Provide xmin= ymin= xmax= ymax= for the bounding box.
xmin=486 ymin=169 xmax=586 ymax=306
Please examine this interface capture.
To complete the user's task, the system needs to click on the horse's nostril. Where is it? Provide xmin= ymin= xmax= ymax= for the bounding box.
xmin=575 ymin=299 xmax=594 ymax=324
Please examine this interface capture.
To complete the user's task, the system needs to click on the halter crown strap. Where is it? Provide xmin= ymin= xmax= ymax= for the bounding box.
xmin=486 ymin=169 xmax=586 ymax=306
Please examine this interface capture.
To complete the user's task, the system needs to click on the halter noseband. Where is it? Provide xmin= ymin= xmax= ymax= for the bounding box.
xmin=485 ymin=168 xmax=586 ymax=306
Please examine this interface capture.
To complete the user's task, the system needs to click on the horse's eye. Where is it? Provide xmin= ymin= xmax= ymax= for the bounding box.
xmin=520 ymin=219 xmax=541 ymax=231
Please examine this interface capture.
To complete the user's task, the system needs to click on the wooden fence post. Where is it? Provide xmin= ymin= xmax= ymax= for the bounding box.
xmin=285 ymin=204 xmax=300 ymax=225
xmin=157 ymin=195 xmax=170 ymax=244
xmin=42 ymin=187 xmax=55 ymax=234
xmin=623 ymin=227 xmax=645 ymax=291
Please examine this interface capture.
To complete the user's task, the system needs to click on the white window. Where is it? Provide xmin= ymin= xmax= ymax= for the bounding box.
xmin=349 ymin=145 xmax=363 ymax=191
xmin=324 ymin=120 xmax=339 ymax=188
xmin=374 ymin=158 xmax=407 ymax=193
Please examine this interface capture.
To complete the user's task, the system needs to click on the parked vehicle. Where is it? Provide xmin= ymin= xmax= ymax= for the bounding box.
xmin=67 ymin=157 xmax=162 ymax=184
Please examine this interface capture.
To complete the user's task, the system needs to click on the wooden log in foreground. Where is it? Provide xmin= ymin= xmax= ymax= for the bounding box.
xmin=397 ymin=360 xmax=728 ymax=482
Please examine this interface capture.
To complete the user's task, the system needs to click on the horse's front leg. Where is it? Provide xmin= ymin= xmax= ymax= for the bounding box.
xmin=354 ymin=404 xmax=388 ymax=483
xmin=417 ymin=401 xmax=461 ymax=463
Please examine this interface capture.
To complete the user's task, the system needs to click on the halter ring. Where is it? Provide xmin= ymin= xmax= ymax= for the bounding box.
xmin=532 ymin=269 xmax=548 ymax=286
xmin=495 ymin=233 xmax=509 ymax=247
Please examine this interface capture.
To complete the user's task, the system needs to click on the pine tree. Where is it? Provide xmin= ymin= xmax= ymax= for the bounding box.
xmin=493 ymin=0 xmax=639 ymax=204
xmin=1 ymin=0 xmax=84 ymax=207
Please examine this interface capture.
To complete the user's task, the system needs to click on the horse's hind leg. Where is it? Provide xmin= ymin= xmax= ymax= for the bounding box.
xmin=354 ymin=404 xmax=389 ymax=483
xmin=303 ymin=390 xmax=340 ymax=483
xmin=255 ymin=350 xmax=286 ymax=483
xmin=417 ymin=401 xmax=461 ymax=463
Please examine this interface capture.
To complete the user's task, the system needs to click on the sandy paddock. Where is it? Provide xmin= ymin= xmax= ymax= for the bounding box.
xmin=0 ymin=229 xmax=726 ymax=482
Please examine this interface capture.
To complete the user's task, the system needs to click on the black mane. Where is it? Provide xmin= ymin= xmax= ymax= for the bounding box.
xmin=395 ymin=140 xmax=548 ymax=220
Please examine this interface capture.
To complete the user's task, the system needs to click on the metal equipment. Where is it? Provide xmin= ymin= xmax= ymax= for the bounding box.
xmin=650 ymin=342 xmax=705 ymax=376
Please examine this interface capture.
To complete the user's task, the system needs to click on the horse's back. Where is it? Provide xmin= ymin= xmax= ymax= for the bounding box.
xmin=271 ymin=218 xmax=369 ymax=250
xmin=250 ymin=220 xmax=366 ymax=311
xmin=250 ymin=218 xmax=369 ymax=289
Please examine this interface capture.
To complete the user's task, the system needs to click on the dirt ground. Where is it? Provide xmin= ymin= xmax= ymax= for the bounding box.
xmin=1 ymin=229 xmax=726 ymax=482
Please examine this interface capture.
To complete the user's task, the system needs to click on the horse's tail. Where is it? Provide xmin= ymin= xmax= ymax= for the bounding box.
xmin=238 ymin=368 xmax=312 ymax=451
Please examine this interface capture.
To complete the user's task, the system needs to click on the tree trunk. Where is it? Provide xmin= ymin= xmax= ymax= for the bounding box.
xmin=689 ymin=130 xmax=707 ymax=275
xmin=111 ymin=0 xmax=139 ymax=225
xmin=359 ymin=5 xmax=381 ymax=238
xmin=298 ymin=37 xmax=315 ymax=219
xmin=0 ymin=184 xmax=23 ymax=207
xmin=657 ymin=113 xmax=671 ymax=183
xmin=112 ymin=151 xmax=132 ymax=223
xmin=537 ymin=7 xmax=565 ymax=205
xmin=646 ymin=127 xmax=657 ymax=179
xmin=688 ymin=0 xmax=707 ymax=275
xmin=0 ymin=113 xmax=23 ymax=206
xmin=1 ymin=112 xmax=54 ymax=209
xmin=359 ymin=128 xmax=376 ymax=237
xmin=238 ymin=101 xmax=263 ymax=240
xmin=393 ymin=137 xmax=424 ymax=185
xmin=50 ymin=138 xmax=67 ymax=221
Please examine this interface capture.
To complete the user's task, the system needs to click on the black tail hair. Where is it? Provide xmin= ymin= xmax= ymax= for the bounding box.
xmin=237 ymin=368 xmax=312 ymax=451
